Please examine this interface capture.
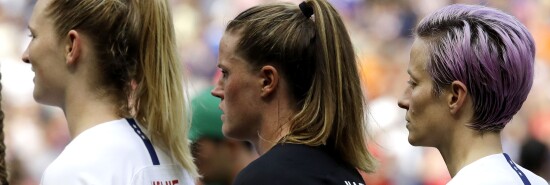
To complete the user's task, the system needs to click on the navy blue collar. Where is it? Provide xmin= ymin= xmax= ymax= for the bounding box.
xmin=503 ymin=153 xmax=530 ymax=185
xmin=127 ymin=118 xmax=160 ymax=165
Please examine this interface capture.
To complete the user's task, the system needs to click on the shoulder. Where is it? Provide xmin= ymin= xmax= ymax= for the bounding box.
xmin=449 ymin=154 xmax=549 ymax=185
xmin=64 ymin=119 xmax=151 ymax=164
xmin=40 ymin=144 xmax=136 ymax=185
xmin=41 ymin=119 xmax=157 ymax=184
xmin=233 ymin=143 xmax=364 ymax=185
xmin=516 ymin=165 xmax=549 ymax=185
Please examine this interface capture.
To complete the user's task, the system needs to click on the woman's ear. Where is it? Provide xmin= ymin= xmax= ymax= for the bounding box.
xmin=65 ymin=30 xmax=82 ymax=65
xmin=259 ymin=65 xmax=279 ymax=98
xmin=448 ymin=80 xmax=468 ymax=114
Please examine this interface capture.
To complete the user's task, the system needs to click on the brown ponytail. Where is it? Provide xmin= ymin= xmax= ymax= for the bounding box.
xmin=225 ymin=0 xmax=376 ymax=172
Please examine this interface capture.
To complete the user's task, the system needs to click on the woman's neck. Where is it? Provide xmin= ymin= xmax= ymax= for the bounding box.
xmin=253 ymin=118 xmax=291 ymax=155
xmin=63 ymin=87 xmax=121 ymax=138
xmin=438 ymin=127 xmax=503 ymax=177
xmin=253 ymin=99 xmax=296 ymax=155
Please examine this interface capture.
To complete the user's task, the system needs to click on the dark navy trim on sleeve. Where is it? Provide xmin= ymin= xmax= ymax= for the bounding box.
xmin=503 ymin=153 xmax=530 ymax=185
xmin=126 ymin=118 xmax=160 ymax=165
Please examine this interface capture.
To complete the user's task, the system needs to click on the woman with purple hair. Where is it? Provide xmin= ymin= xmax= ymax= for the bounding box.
xmin=398 ymin=4 xmax=548 ymax=184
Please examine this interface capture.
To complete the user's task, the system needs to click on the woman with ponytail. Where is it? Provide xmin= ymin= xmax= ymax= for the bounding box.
xmin=21 ymin=0 xmax=197 ymax=184
xmin=211 ymin=0 xmax=376 ymax=184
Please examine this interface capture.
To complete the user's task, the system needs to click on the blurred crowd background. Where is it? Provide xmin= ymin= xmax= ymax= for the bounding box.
xmin=1 ymin=0 xmax=549 ymax=184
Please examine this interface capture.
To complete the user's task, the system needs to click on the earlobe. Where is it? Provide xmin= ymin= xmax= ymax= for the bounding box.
xmin=259 ymin=66 xmax=279 ymax=98
xmin=448 ymin=81 xmax=468 ymax=114
xmin=66 ymin=30 xmax=81 ymax=65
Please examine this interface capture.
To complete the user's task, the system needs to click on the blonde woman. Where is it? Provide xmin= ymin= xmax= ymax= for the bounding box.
xmin=22 ymin=0 xmax=197 ymax=184
xmin=211 ymin=0 xmax=376 ymax=184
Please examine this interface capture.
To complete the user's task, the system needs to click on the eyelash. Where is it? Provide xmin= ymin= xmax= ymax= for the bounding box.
xmin=221 ymin=69 xmax=228 ymax=78
xmin=407 ymin=80 xmax=417 ymax=87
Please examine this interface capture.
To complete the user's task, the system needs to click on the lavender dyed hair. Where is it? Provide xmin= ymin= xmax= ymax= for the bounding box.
xmin=415 ymin=4 xmax=535 ymax=132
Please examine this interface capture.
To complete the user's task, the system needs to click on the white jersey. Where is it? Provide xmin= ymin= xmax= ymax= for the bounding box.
xmin=448 ymin=153 xmax=548 ymax=185
xmin=40 ymin=118 xmax=195 ymax=185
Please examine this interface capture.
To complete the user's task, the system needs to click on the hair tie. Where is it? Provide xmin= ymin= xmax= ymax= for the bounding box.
xmin=299 ymin=2 xmax=313 ymax=18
